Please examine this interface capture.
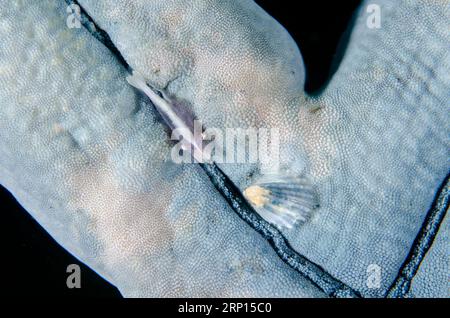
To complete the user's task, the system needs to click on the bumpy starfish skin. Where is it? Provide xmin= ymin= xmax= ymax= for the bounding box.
xmin=0 ymin=1 xmax=324 ymax=297
xmin=0 ymin=0 xmax=449 ymax=297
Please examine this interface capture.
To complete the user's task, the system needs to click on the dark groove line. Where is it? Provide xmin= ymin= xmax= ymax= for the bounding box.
xmin=62 ymin=0 xmax=361 ymax=298
xmin=64 ymin=0 xmax=128 ymax=68
xmin=386 ymin=173 xmax=450 ymax=298
xmin=202 ymin=163 xmax=361 ymax=298
xmin=65 ymin=0 xmax=450 ymax=299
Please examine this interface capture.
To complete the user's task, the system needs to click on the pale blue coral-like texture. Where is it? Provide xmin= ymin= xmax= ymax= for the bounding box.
xmin=0 ymin=0 xmax=448 ymax=297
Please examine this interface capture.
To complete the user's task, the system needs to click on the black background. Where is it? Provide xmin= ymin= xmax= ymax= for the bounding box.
xmin=0 ymin=1 xmax=361 ymax=298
